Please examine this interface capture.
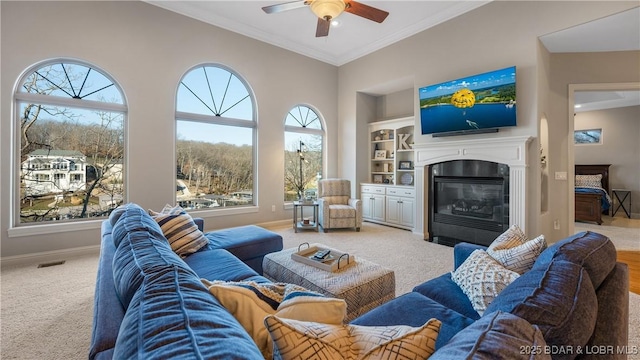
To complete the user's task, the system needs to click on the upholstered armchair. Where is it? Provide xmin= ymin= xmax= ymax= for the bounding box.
xmin=317 ymin=179 xmax=362 ymax=232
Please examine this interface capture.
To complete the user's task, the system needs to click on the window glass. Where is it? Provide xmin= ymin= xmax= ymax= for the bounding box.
xmin=176 ymin=65 xmax=256 ymax=210
xmin=16 ymin=61 xmax=126 ymax=224
xmin=284 ymin=105 xmax=324 ymax=202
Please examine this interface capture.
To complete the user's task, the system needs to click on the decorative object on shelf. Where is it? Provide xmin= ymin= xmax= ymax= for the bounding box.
xmin=390 ymin=151 xmax=394 ymax=159
xmin=399 ymin=161 xmax=413 ymax=170
xmin=383 ymin=163 xmax=390 ymax=172
xmin=373 ymin=175 xmax=383 ymax=184
xmin=397 ymin=134 xmax=411 ymax=150
xmin=374 ymin=150 xmax=387 ymax=159
xmin=374 ymin=135 xmax=381 ymax=141
xmin=400 ymin=173 xmax=414 ymax=185
xmin=383 ymin=178 xmax=390 ymax=184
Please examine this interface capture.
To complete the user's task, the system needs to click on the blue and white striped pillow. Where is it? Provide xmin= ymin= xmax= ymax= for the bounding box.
xmin=149 ymin=204 xmax=208 ymax=257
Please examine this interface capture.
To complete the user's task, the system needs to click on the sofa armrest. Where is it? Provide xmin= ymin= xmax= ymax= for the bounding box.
xmin=194 ymin=218 xmax=204 ymax=232
xmin=454 ymin=242 xmax=487 ymax=270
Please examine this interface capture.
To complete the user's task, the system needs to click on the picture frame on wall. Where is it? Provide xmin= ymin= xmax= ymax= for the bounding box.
xmin=574 ymin=129 xmax=602 ymax=145
xmin=374 ymin=150 xmax=387 ymax=159
xmin=399 ymin=161 xmax=413 ymax=170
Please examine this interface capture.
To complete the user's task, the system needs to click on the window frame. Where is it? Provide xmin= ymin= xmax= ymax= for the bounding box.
xmin=175 ymin=63 xmax=258 ymax=217
xmin=283 ymin=104 xmax=326 ymax=205
xmin=9 ymin=59 xmax=127 ymax=237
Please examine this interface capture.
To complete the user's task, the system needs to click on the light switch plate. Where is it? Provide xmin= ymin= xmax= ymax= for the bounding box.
xmin=555 ymin=171 xmax=568 ymax=180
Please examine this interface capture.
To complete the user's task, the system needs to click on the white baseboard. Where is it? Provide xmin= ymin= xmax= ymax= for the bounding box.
xmin=0 ymin=245 xmax=100 ymax=269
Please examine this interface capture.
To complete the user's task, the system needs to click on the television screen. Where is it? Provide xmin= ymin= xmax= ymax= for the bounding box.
xmin=419 ymin=66 xmax=516 ymax=136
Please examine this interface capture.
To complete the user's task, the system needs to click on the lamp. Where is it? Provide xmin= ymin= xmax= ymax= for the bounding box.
xmin=310 ymin=0 xmax=345 ymax=21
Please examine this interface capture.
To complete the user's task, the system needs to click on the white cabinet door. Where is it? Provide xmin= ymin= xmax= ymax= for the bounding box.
xmin=398 ymin=197 xmax=414 ymax=227
xmin=369 ymin=194 xmax=386 ymax=222
xmin=386 ymin=195 xmax=414 ymax=228
xmin=386 ymin=196 xmax=401 ymax=224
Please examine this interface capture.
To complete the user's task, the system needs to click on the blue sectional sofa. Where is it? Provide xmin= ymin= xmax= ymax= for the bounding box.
xmin=90 ymin=203 xmax=629 ymax=359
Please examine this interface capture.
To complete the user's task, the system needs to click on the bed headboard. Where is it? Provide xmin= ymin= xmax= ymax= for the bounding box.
xmin=575 ymin=164 xmax=611 ymax=194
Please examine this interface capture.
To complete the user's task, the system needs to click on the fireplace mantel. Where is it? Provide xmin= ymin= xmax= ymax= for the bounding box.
xmin=412 ymin=136 xmax=533 ymax=237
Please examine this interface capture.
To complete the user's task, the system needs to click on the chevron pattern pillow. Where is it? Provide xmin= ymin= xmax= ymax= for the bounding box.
xmin=487 ymin=225 xmax=547 ymax=274
xmin=264 ymin=315 xmax=441 ymax=360
xmin=452 ymin=250 xmax=520 ymax=315
xmin=149 ymin=204 xmax=209 ymax=257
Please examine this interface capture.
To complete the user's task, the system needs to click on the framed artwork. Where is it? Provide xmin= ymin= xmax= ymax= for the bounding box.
xmin=574 ymin=129 xmax=602 ymax=145
xmin=399 ymin=161 xmax=413 ymax=170
xmin=373 ymin=174 xmax=383 ymax=184
xmin=374 ymin=150 xmax=387 ymax=159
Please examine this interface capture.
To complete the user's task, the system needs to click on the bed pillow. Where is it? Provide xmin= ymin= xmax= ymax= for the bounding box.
xmin=264 ymin=315 xmax=441 ymax=360
xmin=202 ymin=279 xmax=346 ymax=359
xmin=149 ymin=204 xmax=208 ymax=257
xmin=575 ymin=174 xmax=602 ymax=188
xmin=487 ymin=225 xmax=547 ymax=274
xmin=451 ymin=250 xmax=520 ymax=315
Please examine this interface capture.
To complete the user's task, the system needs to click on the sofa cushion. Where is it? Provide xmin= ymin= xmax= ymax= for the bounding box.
xmin=487 ymin=225 xmax=547 ymax=274
xmin=534 ymin=231 xmax=616 ymax=290
xmin=413 ymin=273 xmax=481 ymax=320
xmin=350 ymin=292 xmax=475 ymax=349
xmin=264 ymin=315 xmax=441 ymax=360
xmin=451 ymin=250 xmax=520 ymax=315
xmin=203 ymin=280 xmax=346 ymax=359
xmin=184 ymin=248 xmax=268 ymax=283
xmin=114 ymin=265 xmax=263 ymax=359
xmin=149 ymin=204 xmax=209 ymax=257
xmin=111 ymin=204 xmax=189 ymax=309
xmin=486 ymin=260 xmax=597 ymax=358
xmin=430 ymin=311 xmax=550 ymax=360
xmin=205 ymin=225 xmax=283 ymax=261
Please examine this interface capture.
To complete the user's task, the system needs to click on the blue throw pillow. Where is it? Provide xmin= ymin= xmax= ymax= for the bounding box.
xmin=114 ymin=265 xmax=263 ymax=359
xmin=486 ymin=259 xmax=597 ymax=357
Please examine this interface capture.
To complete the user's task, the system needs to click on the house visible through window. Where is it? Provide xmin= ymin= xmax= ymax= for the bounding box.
xmin=284 ymin=105 xmax=324 ymax=202
xmin=15 ymin=60 xmax=126 ymax=224
xmin=176 ymin=64 xmax=256 ymax=210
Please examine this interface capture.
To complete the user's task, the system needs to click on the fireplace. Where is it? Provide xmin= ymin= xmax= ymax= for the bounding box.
xmin=429 ymin=160 xmax=509 ymax=247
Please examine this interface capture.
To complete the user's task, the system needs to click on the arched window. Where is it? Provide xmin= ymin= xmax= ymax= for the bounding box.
xmin=176 ymin=64 xmax=256 ymax=210
xmin=14 ymin=60 xmax=126 ymax=225
xmin=284 ymin=105 xmax=325 ymax=201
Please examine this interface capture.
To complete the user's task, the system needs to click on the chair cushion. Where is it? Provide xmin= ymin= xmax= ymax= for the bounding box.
xmin=430 ymin=311 xmax=550 ymax=360
xmin=485 ymin=259 xmax=597 ymax=355
xmin=329 ymin=204 xmax=356 ymax=218
xmin=324 ymin=195 xmax=350 ymax=205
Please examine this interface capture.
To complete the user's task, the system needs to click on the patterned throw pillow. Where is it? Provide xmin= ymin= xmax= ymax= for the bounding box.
xmin=575 ymin=174 xmax=602 ymax=188
xmin=148 ymin=204 xmax=209 ymax=257
xmin=451 ymin=250 xmax=520 ymax=315
xmin=487 ymin=225 xmax=547 ymax=274
xmin=202 ymin=280 xmax=347 ymax=359
xmin=264 ymin=315 xmax=441 ymax=360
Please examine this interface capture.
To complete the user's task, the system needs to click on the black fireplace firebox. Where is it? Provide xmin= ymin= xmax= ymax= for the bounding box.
xmin=428 ymin=160 xmax=509 ymax=247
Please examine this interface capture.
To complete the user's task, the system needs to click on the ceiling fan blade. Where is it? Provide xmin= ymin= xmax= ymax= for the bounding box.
xmin=344 ymin=0 xmax=389 ymax=23
xmin=316 ymin=17 xmax=330 ymax=37
xmin=262 ymin=1 xmax=308 ymax=14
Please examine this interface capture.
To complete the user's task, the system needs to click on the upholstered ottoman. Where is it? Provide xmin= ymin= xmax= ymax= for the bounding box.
xmin=262 ymin=244 xmax=395 ymax=321
xmin=205 ymin=225 xmax=283 ymax=275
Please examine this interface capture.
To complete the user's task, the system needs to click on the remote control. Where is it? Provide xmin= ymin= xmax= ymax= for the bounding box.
xmin=313 ymin=249 xmax=331 ymax=260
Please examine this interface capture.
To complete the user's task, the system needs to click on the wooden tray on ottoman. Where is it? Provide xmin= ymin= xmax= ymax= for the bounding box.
xmin=291 ymin=243 xmax=355 ymax=272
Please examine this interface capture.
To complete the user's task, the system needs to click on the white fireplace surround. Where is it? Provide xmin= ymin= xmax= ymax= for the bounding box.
xmin=412 ymin=135 xmax=533 ymax=238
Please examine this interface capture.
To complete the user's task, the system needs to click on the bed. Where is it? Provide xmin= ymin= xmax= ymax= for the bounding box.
xmin=575 ymin=164 xmax=611 ymax=225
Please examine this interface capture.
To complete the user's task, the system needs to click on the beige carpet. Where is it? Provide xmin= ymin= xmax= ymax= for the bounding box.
xmin=1 ymin=221 xmax=638 ymax=359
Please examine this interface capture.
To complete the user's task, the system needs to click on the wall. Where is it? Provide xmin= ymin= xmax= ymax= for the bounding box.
xmin=1 ymin=1 xmax=338 ymax=258
xmin=575 ymin=106 xmax=640 ymax=215
xmin=338 ymin=1 xmax=638 ymax=240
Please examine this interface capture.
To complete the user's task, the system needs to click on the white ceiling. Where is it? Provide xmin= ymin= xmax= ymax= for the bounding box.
xmin=147 ymin=1 xmax=639 ymax=109
xmin=145 ymin=0 xmax=491 ymax=66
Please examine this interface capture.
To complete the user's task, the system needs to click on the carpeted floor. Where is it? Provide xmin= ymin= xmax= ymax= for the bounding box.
xmin=1 ymin=221 xmax=638 ymax=359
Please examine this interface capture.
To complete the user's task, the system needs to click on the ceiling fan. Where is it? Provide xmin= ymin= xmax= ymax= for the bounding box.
xmin=262 ymin=0 xmax=389 ymax=37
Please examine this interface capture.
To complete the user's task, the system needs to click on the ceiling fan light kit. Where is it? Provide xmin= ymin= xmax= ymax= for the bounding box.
xmin=310 ymin=0 xmax=346 ymax=21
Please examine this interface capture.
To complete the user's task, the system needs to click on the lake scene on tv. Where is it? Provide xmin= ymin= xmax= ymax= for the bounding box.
xmin=419 ymin=66 xmax=516 ymax=135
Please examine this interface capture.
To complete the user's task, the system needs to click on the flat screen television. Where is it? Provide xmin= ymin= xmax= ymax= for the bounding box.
xmin=419 ymin=66 xmax=516 ymax=137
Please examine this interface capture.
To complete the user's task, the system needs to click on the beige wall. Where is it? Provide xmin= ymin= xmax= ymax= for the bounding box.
xmin=338 ymin=1 xmax=638 ymax=241
xmin=1 ymin=1 xmax=338 ymax=257
xmin=575 ymin=106 xmax=640 ymax=214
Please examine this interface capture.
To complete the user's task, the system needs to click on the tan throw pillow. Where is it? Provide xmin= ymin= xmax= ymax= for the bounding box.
xmin=202 ymin=280 xmax=347 ymax=359
xmin=451 ymin=250 xmax=520 ymax=315
xmin=148 ymin=204 xmax=208 ymax=257
xmin=487 ymin=225 xmax=547 ymax=274
xmin=575 ymin=174 xmax=602 ymax=188
xmin=264 ymin=315 xmax=441 ymax=360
